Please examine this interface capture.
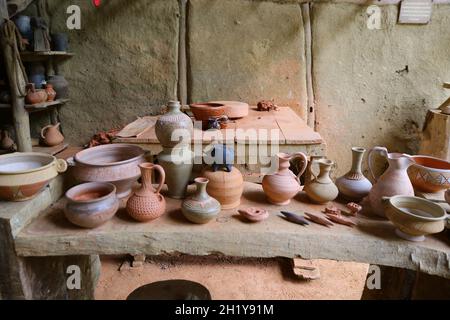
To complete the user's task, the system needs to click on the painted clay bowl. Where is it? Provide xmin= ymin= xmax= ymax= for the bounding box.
xmin=71 ymin=144 xmax=147 ymax=198
xmin=0 ymin=152 xmax=67 ymax=202
xmin=64 ymin=182 xmax=119 ymax=229
xmin=210 ymin=101 xmax=249 ymax=119
xmin=384 ymin=195 xmax=449 ymax=242
xmin=408 ymin=156 xmax=450 ymax=193
xmin=189 ymin=103 xmax=226 ymax=121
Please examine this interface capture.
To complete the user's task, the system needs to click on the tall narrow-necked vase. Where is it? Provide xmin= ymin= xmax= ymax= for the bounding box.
xmin=336 ymin=147 xmax=372 ymax=201
xmin=155 ymin=101 xmax=193 ymax=148
xmin=367 ymin=146 xmax=415 ymax=217
xmin=304 ymin=158 xmax=339 ymax=204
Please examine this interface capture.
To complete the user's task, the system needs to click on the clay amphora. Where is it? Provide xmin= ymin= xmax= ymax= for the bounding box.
xmin=336 ymin=147 xmax=372 ymax=201
xmin=41 ymin=123 xmax=64 ymax=147
xmin=126 ymin=163 xmax=166 ymax=222
xmin=304 ymin=158 xmax=339 ymax=204
xmin=158 ymin=145 xmax=193 ymax=199
xmin=181 ymin=178 xmax=221 ymax=224
xmin=155 ymin=101 xmax=193 ymax=148
xmin=367 ymin=146 xmax=415 ymax=217
xmin=262 ymin=152 xmax=308 ymax=205
xmin=25 ymin=83 xmax=47 ymax=104
xmin=45 ymin=83 xmax=57 ymax=101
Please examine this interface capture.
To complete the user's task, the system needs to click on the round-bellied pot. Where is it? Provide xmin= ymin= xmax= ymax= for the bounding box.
xmin=210 ymin=101 xmax=249 ymax=119
xmin=190 ymin=103 xmax=226 ymax=130
xmin=64 ymin=182 xmax=119 ymax=229
xmin=71 ymin=144 xmax=146 ymax=198
xmin=0 ymin=152 xmax=68 ymax=201
xmin=408 ymin=155 xmax=450 ymax=193
xmin=384 ymin=195 xmax=449 ymax=242
xmin=51 ymin=33 xmax=69 ymax=52
xmin=182 ymin=178 xmax=221 ymax=224
xmin=155 ymin=101 xmax=193 ymax=149
xmin=202 ymin=167 xmax=243 ymax=210
xmin=47 ymin=74 xmax=69 ymax=99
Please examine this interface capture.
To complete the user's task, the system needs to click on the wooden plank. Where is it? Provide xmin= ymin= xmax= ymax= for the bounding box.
xmin=419 ymin=110 xmax=450 ymax=161
xmin=273 ymin=107 xmax=323 ymax=144
xmin=116 ymin=117 xmax=156 ymax=138
xmin=14 ymin=182 xmax=450 ymax=279
xmin=25 ymin=98 xmax=69 ymax=112
xmin=33 ymin=142 xmax=68 ymax=156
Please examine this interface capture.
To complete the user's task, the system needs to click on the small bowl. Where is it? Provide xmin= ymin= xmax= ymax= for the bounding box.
xmin=189 ymin=103 xmax=226 ymax=121
xmin=408 ymin=155 xmax=450 ymax=193
xmin=384 ymin=195 xmax=449 ymax=242
xmin=64 ymin=182 xmax=119 ymax=229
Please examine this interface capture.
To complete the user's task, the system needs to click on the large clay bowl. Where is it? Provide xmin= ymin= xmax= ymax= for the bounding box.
xmin=65 ymin=182 xmax=119 ymax=229
xmin=0 ymin=152 xmax=67 ymax=202
xmin=209 ymin=101 xmax=249 ymax=119
xmin=189 ymin=103 xmax=226 ymax=121
xmin=408 ymin=155 xmax=450 ymax=193
xmin=384 ymin=195 xmax=448 ymax=242
xmin=71 ymin=144 xmax=146 ymax=198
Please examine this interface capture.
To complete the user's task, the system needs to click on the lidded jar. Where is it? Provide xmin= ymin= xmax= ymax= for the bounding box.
xmin=155 ymin=101 xmax=193 ymax=148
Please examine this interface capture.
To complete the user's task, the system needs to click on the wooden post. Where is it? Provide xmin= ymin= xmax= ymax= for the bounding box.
xmin=302 ymin=3 xmax=316 ymax=129
xmin=0 ymin=0 xmax=32 ymax=152
xmin=178 ymin=0 xmax=188 ymax=105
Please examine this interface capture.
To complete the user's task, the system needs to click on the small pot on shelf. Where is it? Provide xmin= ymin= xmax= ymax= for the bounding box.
xmin=25 ymin=83 xmax=47 ymax=105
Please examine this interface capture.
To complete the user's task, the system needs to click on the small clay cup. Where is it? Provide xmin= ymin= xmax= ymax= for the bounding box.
xmin=64 ymin=182 xmax=119 ymax=229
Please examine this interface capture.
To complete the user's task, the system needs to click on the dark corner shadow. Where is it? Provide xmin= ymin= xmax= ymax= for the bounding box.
xmin=167 ymin=208 xmax=192 ymax=225
xmin=48 ymin=209 xmax=81 ymax=230
xmin=243 ymin=190 xmax=266 ymax=203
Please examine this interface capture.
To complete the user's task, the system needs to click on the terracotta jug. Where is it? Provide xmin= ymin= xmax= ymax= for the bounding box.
xmin=41 ymin=123 xmax=64 ymax=147
xmin=336 ymin=147 xmax=372 ymax=201
xmin=126 ymin=163 xmax=166 ymax=222
xmin=181 ymin=178 xmax=221 ymax=224
xmin=304 ymin=158 xmax=339 ymax=204
xmin=25 ymin=83 xmax=47 ymax=104
xmin=0 ymin=130 xmax=15 ymax=150
xmin=45 ymin=83 xmax=57 ymax=101
xmin=262 ymin=152 xmax=308 ymax=205
xmin=367 ymin=146 xmax=415 ymax=217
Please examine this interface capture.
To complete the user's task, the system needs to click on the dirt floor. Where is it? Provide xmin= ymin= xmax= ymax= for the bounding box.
xmin=95 ymin=256 xmax=369 ymax=300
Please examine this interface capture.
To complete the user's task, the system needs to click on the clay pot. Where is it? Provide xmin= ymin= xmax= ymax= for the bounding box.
xmin=158 ymin=145 xmax=193 ymax=199
xmin=71 ymin=144 xmax=146 ymax=198
xmin=1 ymin=130 xmax=15 ymax=150
xmin=64 ymin=182 xmax=119 ymax=229
xmin=51 ymin=33 xmax=69 ymax=52
xmin=207 ymin=116 xmax=228 ymax=131
xmin=126 ymin=163 xmax=166 ymax=222
xmin=14 ymin=15 xmax=33 ymax=43
xmin=367 ymin=147 xmax=415 ymax=218
xmin=336 ymin=147 xmax=372 ymax=201
xmin=190 ymin=103 xmax=226 ymax=129
xmin=47 ymin=74 xmax=69 ymax=99
xmin=210 ymin=101 xmax=249 ymax=119
xmin=0 ymin=152 xmax=67 ymax=201
xmin=384 ymin=195 xmax=449 ymax=242
xmin=25 ymin=83 xmax=47 ymax=104
xmin=262 ymin=152 xmax=308 ymax=205
xmin=41 ymin=123 xmax=64 ymax=147
xmin=181 ymin=178 xmax=221 ymax=224
xmin=304 ymin=158 xmax=339 ymax=204
xmin=45 ymin=83 xmax=57 ymax=102
xmin=202 ymin=167 xmax=244 ymax=210
xmin=407 ymin=155 xmax=450 ymax=193
xmin=155 ymin=101 xmax=193 ymax=148
xmin=28 ymin=74 xmax=46 ymax=89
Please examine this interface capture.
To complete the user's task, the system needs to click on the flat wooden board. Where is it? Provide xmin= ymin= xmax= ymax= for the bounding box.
xmin=115 ymin=107 xmax=323 ymax=146
xmin=33 ymin=143 xmax=68 ymax=156
xmin=15 ymin=182 xmax=450 ymax=279
xmin=116 ymin=117 xmax=156 ymax=138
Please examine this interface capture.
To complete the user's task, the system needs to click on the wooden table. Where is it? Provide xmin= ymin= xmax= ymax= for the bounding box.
xmin=115 ymin=107 xmax=326 ymax=182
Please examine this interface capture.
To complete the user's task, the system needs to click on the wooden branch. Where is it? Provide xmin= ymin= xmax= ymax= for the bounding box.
xmin=6 ymin=0 xmax=34 ymax=18
xmin=302 ymin=3 xmax=316 ymax=129
xmin=0 ymin=0 xmax=8 ymax=27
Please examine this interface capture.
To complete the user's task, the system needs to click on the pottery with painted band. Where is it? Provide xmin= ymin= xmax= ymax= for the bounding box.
xmin=64 ymin=182 xmax=119 ymax=229
xmin=0 ymin=152 xmax=67 ymax=201
xmin=182 ymin=178 xmax=221 ymax=224
xmin=408 ymin=155 xmax=450 ymax=193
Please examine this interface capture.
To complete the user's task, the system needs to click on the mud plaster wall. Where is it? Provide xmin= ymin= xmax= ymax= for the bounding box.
xmin=42 ymin=0 xmax=450 ymax=175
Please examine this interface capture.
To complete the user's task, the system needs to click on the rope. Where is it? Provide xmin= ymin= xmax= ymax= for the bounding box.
xmin=1 ymin=20 xmax=28 ymax=97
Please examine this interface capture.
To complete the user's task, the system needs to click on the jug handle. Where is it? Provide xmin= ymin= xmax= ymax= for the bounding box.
xmin=40 ymin=125 xmax=53 ymax=140
xmin=292 ymin=152 xmax=308 ymax=181
xmin=153 ymin=164 xmax=166 ymax=195
xmin=368 ymin=146 xmax=388 ymax=182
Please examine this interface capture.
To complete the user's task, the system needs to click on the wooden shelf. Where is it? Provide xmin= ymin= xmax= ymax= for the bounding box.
xmin=0 ymin=99 xmax=69 ymax=112
xmin=20 ymin=51 xmax=74 ymax=61
xmin=32 ymin=143 xmax=69 ymax=156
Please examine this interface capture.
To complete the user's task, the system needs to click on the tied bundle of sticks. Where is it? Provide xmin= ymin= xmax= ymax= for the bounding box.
xmin=87 ymin=128 xmax=122 ymax=148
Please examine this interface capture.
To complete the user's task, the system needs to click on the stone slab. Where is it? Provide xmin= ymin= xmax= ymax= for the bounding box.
xmin=187 ymin=0 xmax=308 ymax=119
xmin=15 ymin=182 xmax=450 ymax=279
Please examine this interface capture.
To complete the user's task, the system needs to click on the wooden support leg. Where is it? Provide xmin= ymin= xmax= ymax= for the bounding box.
xmin=291 ymin=258 xmax=320 ymax=280
xmin=132 ymin=254 xmax=146 ymax=268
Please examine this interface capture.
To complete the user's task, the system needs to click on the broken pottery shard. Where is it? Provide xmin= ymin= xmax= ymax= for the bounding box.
xmin=324 ymin=206 xmax=341 ymax=216
xmin=304 ymin=212 xmax=334 ymax=227
xmin=346 ymin=202 xmax=362 ymax=216
xmin=325 ymin=214 xmax=357 ymax=228
xmin=280 ymin=211 xmax=309 ymax=226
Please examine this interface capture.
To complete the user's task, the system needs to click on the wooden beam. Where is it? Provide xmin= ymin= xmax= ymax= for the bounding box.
xmin=0 ymin=0 xmax=8 ymax=27
xmin=6 ymin=0 xmax=34 ymax=18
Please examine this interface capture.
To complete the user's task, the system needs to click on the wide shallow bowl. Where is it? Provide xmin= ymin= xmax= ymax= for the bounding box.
xmin=65 ymin=182 xmax=119 ymax=229
xmin=408 ymin=155 xmax=450 ymax=193
xmin=72 ymin=144 xmax=146 ymax=198
xmin=384 ymin=195 xmax=449 ymax=242
xmin=189 ymin=103 xmax=226 ymax=121
xmin=209 ymin=101 xmax=249 ymax=119
xmin=0 ymin=152 xmax=67 ymax=201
